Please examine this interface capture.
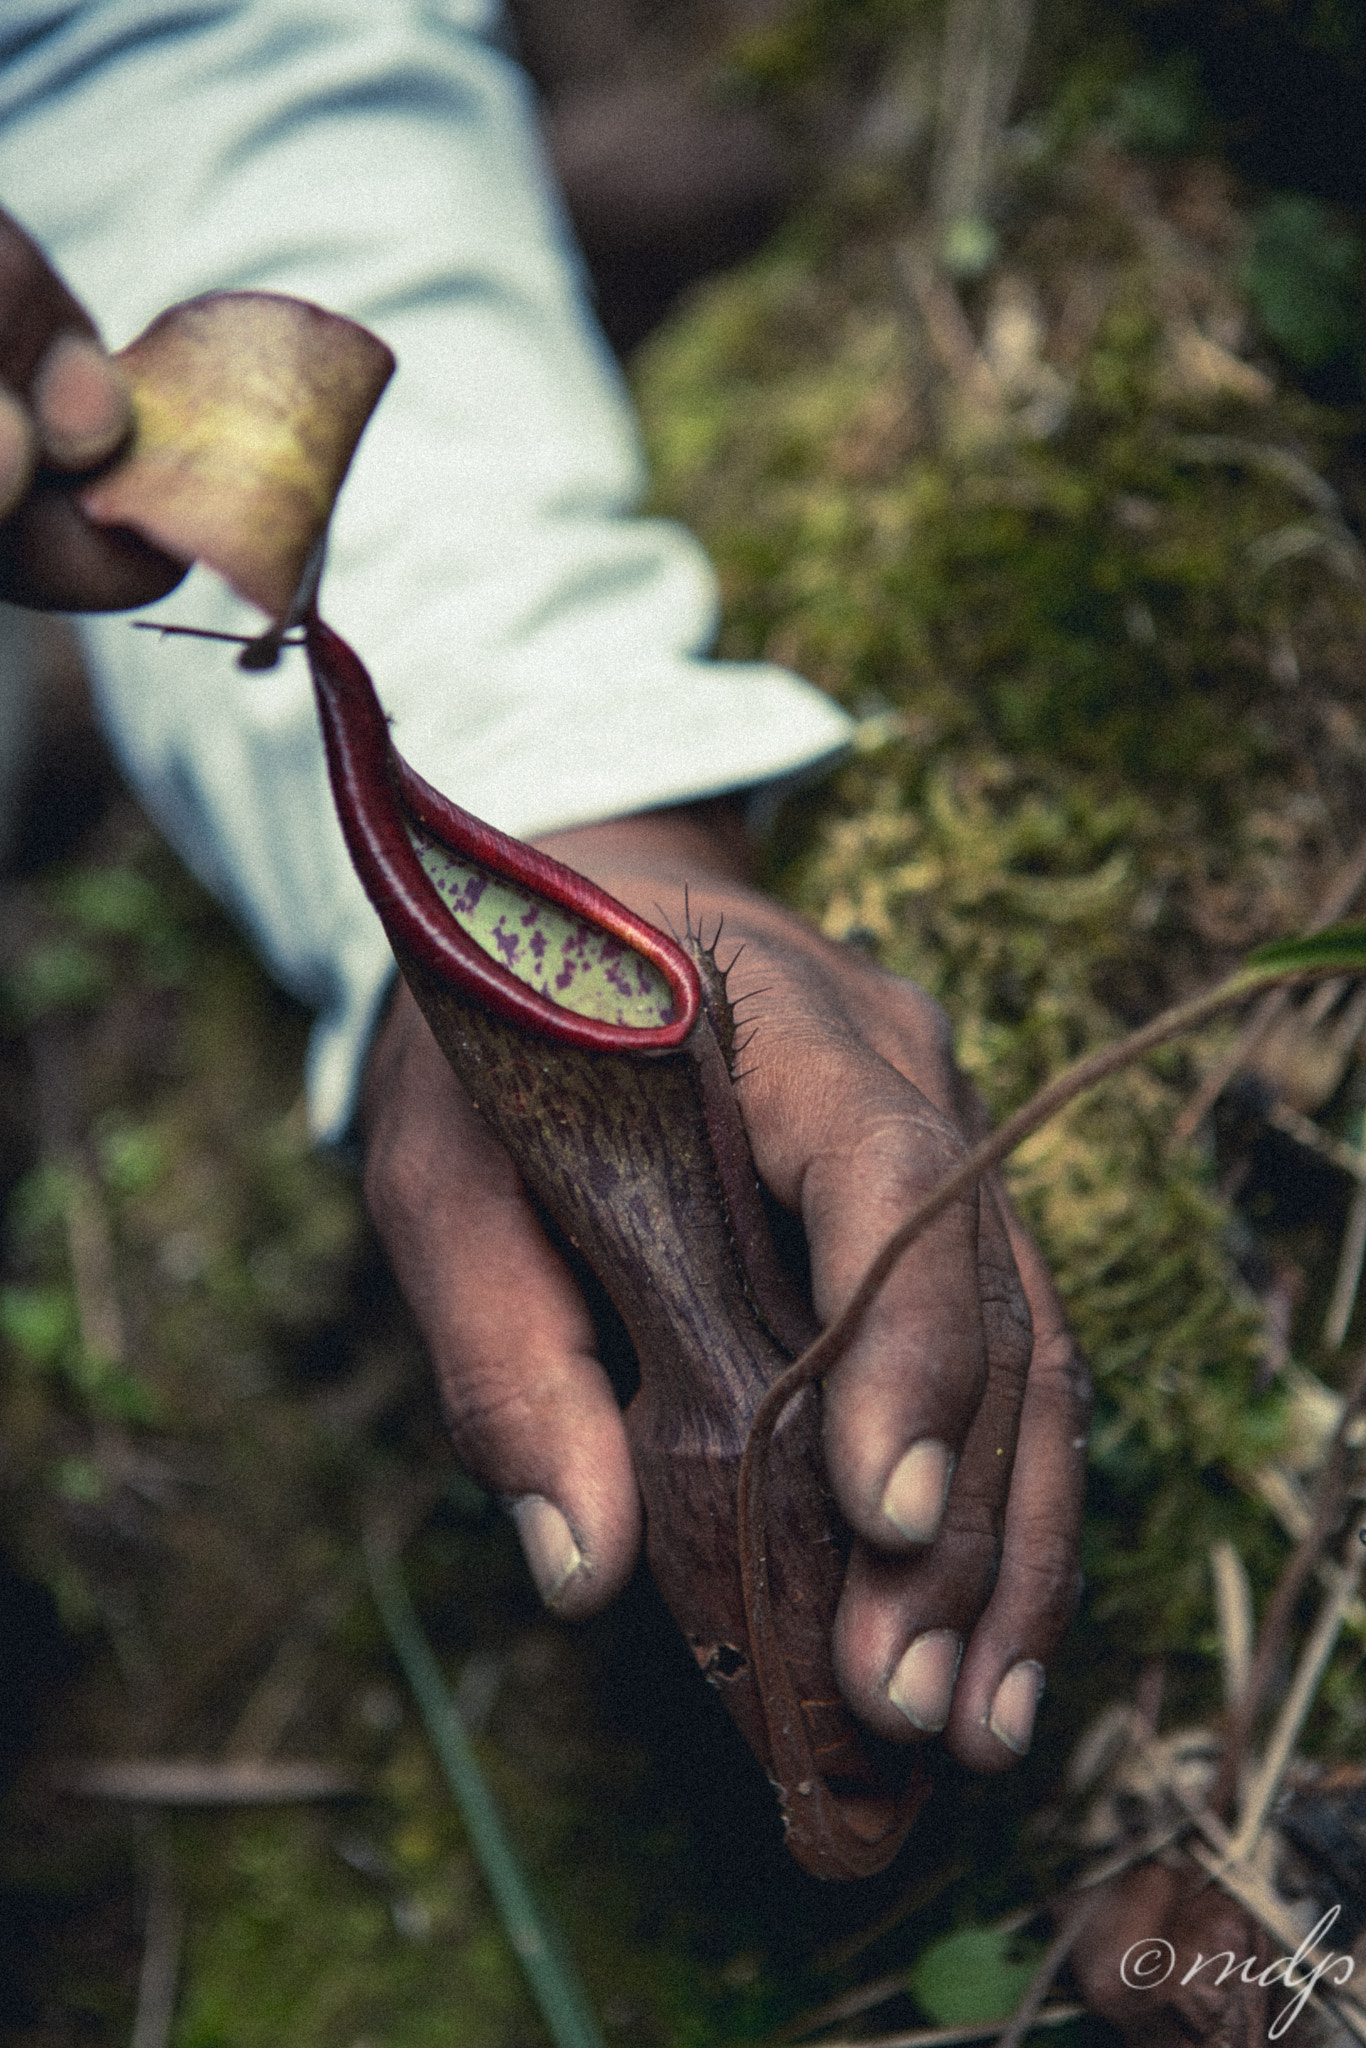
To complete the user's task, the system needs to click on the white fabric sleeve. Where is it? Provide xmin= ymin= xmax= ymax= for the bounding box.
xmin=0 ymin=0 xmax=852 ymax=1139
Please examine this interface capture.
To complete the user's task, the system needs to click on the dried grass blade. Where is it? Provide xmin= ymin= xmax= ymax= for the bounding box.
xmin=993 ymin=1895 xmax=1098 ymax=2048
xmin=791 ymin=2004 xmax=1083 ymax=2048
xmin=1213 ymin=1350 xmax=1366 ymax=1815
xmin=1228 ymin=1514 xmax=1366 ymax=1862
xmin=1325 ymin=1179 xmax=1366 ymax=1349
xmin=54 ymin=1758 xmax=355 ymax=1803
xmin=1211 ymin=1540 xmax=1255 ymax=1710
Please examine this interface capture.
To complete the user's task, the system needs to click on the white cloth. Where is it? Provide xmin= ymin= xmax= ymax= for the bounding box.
xmin=0 ymin=1 xmax=851 ymax=1136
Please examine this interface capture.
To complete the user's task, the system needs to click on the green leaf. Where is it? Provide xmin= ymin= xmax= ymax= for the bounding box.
xmin=1110 ymin=53 xmax=1207 ymax=157
xmin=96 ymin=1117 xmax=166 ymax=1197
xmin=910 ymin=1925 xmax=1044 ymax=2027
xmin=0 ymin=1284 xmax=75 ymax=1367
xmin=7 ymin=937 xmax=107 ymax=1020
xmin=1244 ymin=922 xmax=1366 ymax=979
xmin=1242 ymin=197 xmax=1363 ymax=371
xmin=53 ymin=1456 xmax=106 ymax=1505
xmin=56 ymin=867 xmax=163 ymax=939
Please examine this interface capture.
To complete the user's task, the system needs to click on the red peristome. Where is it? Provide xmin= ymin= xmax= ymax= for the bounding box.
xmin=306 ymin=614 xmax=701 ymax=1051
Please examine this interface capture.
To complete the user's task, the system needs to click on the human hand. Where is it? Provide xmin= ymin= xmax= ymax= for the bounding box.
xmin=362 ymin=799 xmax=1090 ymax=1772
xmin=0 ymin=209 xmax=186 ymax=611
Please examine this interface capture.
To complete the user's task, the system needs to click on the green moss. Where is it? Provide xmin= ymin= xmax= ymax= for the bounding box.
xmin=175 ymin=1797 xmax=534 ymax=2048
xmin=634 ymin=137 xmax=1366 ymax=1698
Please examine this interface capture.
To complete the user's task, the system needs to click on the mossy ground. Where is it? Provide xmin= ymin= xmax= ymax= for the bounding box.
xmin=632 ymin=129 xmax=1366 ymax=1738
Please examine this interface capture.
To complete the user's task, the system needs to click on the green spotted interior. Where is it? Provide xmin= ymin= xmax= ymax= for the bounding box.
xmin=408 ymin=822 xmax=676 ymax=1029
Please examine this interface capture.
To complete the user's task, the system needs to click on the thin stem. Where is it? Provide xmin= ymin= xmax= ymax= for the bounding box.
xmin=1210 ymin=1539 xmax=1255 ymax=1711
xmin=132 ymin=617 xmax=304 ymax=670
xmin=129 ymin=1826 xmax=184 ymax=2048
xmin=777 ymin=1969 xmax=920 ymax=2042
xmin=814 ymin=1859 xmax=971 ymax=1974
xmin=761 ymin=965 xmax=1270 ymax=1420
xmin=743 ymin=962 xmax=1309 ymax=1603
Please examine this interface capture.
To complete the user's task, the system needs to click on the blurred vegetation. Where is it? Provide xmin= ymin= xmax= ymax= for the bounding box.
xmin=8 ymin=0 xmax=1366 ymax=2040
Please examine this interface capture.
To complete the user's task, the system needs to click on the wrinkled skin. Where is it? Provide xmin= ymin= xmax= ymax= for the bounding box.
xmin=2 ymin=208 xmax=1090 ymax=1774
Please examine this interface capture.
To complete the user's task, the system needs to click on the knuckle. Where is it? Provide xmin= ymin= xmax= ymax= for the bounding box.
xmin=982 ymin=1265 xmax=1034 ymax=1362
xmin=936 ymin=1522 xmax=1003 ymax=1617
xmin=438 ymin=1364 xmax=527 ymax=1443
xmin=868 ymin=966 xmax=954 ymax=1043
xmin=910 ymin=988 xmax=956 ymax=1063
xmin=848 ymin=1103 xmax=970 ymax=1200
xmin=876 ymin=975 xmax=961 ymax=1079
xmin=1001 ymin=1532 xmax=1085 ymax=1641
xmin=942 ymin=1490 xmax=1005 ymax=1563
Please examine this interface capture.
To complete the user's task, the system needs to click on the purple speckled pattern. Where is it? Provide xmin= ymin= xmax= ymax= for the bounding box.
xmin=407 ymin=823 xmax=675 ymax=1029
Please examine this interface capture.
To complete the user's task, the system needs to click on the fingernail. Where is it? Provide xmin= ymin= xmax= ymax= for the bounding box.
xmin=888 ymin=1628 xmax=962 ymax=1732
xmin=881 ymin=1439 xmax=955 ymax=1544
xmin=988 ymin=1660 xmax=1045 ymax=1756
xmin=508 ymin=1495 xmax=584 ymax=1608
xmin=32 ymin=333 xmax=130 ymax=469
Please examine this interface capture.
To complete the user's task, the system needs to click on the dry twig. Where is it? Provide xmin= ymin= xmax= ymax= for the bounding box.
xmin=129 ymin=1828 xmax=184 ymax=2048
xmin=786 ymin=2013 xmax=1082 ymax=2048
xmin=55 ymin=1758 xmax=356 ymax=1804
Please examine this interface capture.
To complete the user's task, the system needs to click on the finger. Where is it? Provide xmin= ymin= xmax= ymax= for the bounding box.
xmin=0 ymin=213 xmax=131 ymax=470
xmin=363 ymin=985 xmax=642 ymax=1618
xmin=743 ymin=1001 xmax=992 ymax=1554
xmin=941 ymin=1203 xmax=1089 ymax=1770
xmin=830 ymin=1180 xmax=1033 ymax=1741
xmin=0 ymin=211 xmax=182 ymax=608
xmin=32 ymin=331 xmax=131 ymax=470
xmin=0 ymin=389 xmax=35 ymax=520
xmin=0 ymin=208 xmax=105 ymax=392
xmin=0 ymin=488 xmax=187 ymax=610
